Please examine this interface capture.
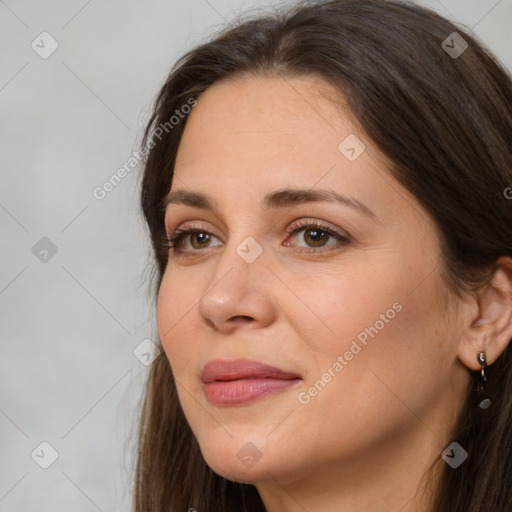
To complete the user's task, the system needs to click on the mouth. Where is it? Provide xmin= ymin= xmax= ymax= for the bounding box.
xmin=201 ymin=358 xmax=302 ymax=406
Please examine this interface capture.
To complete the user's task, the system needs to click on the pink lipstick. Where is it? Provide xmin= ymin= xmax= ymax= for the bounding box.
xmin=201 ymin=358 xmax=301 ymax=406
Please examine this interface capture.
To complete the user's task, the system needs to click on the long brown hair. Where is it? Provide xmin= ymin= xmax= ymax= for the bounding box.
xmin=133 ymin=1 xmax=512 ymax=510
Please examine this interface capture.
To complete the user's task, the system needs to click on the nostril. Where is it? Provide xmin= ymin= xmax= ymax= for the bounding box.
xmin=233 ymin=315 xmax=253 ymax=323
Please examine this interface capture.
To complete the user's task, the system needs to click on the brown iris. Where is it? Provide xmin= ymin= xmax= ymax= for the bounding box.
xmin=190 ymin=232 xmax=211 ymax=249
xmin=303 ymin=229 xmax=329 ymax=247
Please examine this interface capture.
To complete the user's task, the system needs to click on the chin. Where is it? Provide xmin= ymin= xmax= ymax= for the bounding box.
xmin=195 ymin=429 xmax=286 ymax=483
xmin=198 ymin=444 xmax=269 ymax=483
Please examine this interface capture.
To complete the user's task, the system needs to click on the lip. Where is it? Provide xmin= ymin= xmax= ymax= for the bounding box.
xmin=201 ymin=358 xmax=302 ymax=406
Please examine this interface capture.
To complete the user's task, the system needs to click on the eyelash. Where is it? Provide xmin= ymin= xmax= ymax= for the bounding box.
xmin=163 ymin=220 xmax=350 ymax=259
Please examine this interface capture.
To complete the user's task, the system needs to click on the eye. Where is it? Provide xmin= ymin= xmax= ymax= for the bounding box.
xmin=165 ymin=224 xmax=222 ymax=256
xmin=164 ymin=219 xmax=350 ymax=259
xmin=283 ymin=219 xmax=350 ymax=253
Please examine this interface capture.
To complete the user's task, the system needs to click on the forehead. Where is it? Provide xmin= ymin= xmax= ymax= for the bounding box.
xmin=175 ymin=74 xmax=356 ymax=167
xmin=172 ymin=76 xmax=430 ymax=231
xmin=190 ymin=73 xmax=347 ymax=117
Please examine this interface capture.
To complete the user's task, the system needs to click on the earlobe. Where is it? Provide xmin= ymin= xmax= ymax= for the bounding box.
xmin=457 ymin=256 xmax=512 ymax=371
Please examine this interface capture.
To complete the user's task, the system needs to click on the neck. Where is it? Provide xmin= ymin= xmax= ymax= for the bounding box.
xmin=255 ymin=421 xmax=445 ymax=512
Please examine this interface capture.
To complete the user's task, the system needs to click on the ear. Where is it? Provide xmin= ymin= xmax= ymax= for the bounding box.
xmin=458 ymin=256 xmax=512 ymax=370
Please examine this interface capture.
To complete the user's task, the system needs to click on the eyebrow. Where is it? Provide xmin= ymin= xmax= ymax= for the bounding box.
xmin=163 ymin=188 xmax=380 ymax=222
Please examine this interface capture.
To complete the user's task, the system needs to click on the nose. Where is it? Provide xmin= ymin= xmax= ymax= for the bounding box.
xmin=197 ymin=241 xmax=276 ymax=334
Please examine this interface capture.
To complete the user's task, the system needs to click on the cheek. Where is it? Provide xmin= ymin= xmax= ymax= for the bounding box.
xmin=287 ymin=282 xmax=449 ymax=462
xmin=281 ymin=266 xmax=400 ymax=356
xmin=156 ymin=273 xmax=199 ymax=370
xmin=290 ymin=261 xmax=449 ymax=404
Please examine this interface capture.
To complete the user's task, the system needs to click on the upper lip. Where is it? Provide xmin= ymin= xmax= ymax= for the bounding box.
xmin=201 ymin=358 xmax=301 ymax=384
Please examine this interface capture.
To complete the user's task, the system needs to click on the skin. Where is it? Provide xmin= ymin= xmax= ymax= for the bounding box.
xmin=156 ymin=75 xmax=512 ymax=512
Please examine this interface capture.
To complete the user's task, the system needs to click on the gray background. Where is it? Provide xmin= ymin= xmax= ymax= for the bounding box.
xmin=0 ymin=0 xmax=510 ymax=510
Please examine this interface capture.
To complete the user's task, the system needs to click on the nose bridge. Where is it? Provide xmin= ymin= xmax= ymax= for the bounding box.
xmin=208 ymin=230 xmax=267 ymax=293
xmin=218 ymin=203 xmax=265 ymax=266
xmin=212 ymin=209 xmax=267 ymax=273
xmin=197 ymin=230 xmax=272 ymax=328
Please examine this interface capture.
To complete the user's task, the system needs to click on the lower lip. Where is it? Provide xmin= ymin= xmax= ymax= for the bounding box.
xmin=204 ymin=378 xmax=301 ymax=406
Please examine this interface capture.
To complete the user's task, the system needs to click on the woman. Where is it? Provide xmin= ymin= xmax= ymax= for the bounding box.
xmin=134 ymin=0 xmax=512 ymax=510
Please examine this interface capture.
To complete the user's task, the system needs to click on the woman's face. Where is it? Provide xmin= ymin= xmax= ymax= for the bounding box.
xmin=157 ymin=75 xmax=470 ymax=491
